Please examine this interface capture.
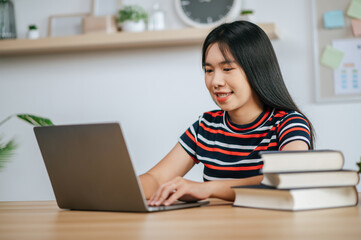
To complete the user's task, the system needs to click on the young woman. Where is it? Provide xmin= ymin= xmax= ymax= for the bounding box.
xmin=140 ymin=21 xmax=314 ymax=207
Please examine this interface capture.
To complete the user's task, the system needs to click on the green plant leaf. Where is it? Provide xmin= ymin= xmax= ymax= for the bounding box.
xmin=241 ymin=10 xmax=254 ymax=15
xmin=16 ymin=114 xmax=54 ymax=126
xmin=0 ymin=139 xmax=17 ymax=170
xmin=117 ymin=5 xmax=148 ymax=23
xmin=0 ymin=115 xmax=13 ymax=127
xmin=0 ymin=114 xmax=53 ymax=170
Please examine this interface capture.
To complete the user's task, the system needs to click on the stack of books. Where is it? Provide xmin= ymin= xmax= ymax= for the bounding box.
xmin=232 ymin=150 xmax=360 ymax=211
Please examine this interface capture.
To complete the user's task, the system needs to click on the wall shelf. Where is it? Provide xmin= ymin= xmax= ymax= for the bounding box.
xmin=0 ymin=23 xmax=279 ymax=56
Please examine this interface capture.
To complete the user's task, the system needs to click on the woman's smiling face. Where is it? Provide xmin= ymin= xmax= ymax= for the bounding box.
xmin=204 ymin=43 xmax=262 ymax=120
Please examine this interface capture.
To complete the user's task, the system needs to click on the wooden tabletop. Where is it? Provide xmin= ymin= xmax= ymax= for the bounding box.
xmin=1 ymin=198 xmax=361 ymax=240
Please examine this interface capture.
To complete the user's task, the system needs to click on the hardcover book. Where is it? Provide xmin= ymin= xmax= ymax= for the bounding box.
xmin=260 ymin=150 xmax=344 ymax=173
xmin=232 ymin=184 xmax=358 ymax=211
xmin=261 ymin=170 xmax=360 ymax=189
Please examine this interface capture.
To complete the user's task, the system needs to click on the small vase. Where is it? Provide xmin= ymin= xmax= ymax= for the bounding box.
xmin=239 ymin=15 xmax=256 ymax=23
xmin=0 ymin=0 xmax=17 ymax=39
xmin=148 ymin=3 xmax=166 ymax=31
xmin=121 ymin=20 xmax=146 ymax=32
xmin=27 ymin=29 xmax=39 ymax=39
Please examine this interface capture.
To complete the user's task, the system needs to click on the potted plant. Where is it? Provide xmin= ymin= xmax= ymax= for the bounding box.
xmin=117 ymin=5 xmax=148 ymax=32
xmin=0 ymin=114 xmax=53 ymax=170
xmin=239 ymin=9 xmax=256 ymax=22
xmin=27 ymin=24 xmax=40 ymax=39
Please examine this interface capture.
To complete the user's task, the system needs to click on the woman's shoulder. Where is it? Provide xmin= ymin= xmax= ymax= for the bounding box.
xmin=272 ymin=109 xmax=310 ymax=129
xmin=272 ymin=109 xmax=311 ymax=149
xmin=198 ymin=109 xmax=224 ymax=123
xmin=203 ymin=109 xmax=224 ymax=117
xmin=272 ymin=109 xmax=306 ymax=121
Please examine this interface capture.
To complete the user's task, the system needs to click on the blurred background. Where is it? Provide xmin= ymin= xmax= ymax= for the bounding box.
xmin=0 ymin=0 xmax=360 ymax=201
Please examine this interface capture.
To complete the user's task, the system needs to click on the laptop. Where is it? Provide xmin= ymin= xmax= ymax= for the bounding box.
xmin=34 ymin=123 xmax=209 ymax=212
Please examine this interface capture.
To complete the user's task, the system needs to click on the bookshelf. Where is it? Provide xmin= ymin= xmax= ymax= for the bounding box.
xmin=0 ymin=23 xmax=279 ymax=56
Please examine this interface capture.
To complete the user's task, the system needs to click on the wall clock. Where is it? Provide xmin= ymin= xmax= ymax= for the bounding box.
xmin=175 ymin=0 xmax=242 ymax=28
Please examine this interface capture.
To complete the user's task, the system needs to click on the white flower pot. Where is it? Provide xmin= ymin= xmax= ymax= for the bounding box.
xmin=238 ymin=14 xmax=256 ymax=23
xmin=27 ymin=29 xmax=39 ymax=39
xmin=121 ymin=20 xmax=146 ymax=32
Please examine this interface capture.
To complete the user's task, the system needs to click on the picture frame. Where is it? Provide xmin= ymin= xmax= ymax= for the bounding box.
xmin=48 ymin=13 xmax=90 ymax=37
xmin=91 ymin=0 xmax=121 ymax=16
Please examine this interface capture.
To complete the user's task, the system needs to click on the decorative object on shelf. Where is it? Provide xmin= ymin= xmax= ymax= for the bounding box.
xmin=238 ymin=0 xmax=255 ymax=22
xmin=0 ymin=114 xmax=53 ymax=171
xmin=91 ymin=0 xmax=120 ymax=16
xmin=27 ymin=25 xmax=39 ymax=39
xmin=117 ymin=5 xmax=148 ymax=32
xmin=48 ymin=13 xmax=90 ymax=37
xmin=83 ymin=15 xmax=117 ymax=34
xmin=238 ymin=9 xmax=255 ymax=22
xmin=0 ymin=0 xmax=17 ymax=39
xmin=148 ymin=2 xmax=166 ymax=31
xmin=174 ymin=0 xmax=242 ymax=28
xmin=0 ymin=24 xmax=278 ymax=56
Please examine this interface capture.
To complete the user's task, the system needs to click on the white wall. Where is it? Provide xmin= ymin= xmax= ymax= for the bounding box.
xmin=0 ymin=0 xmax=360 ymax=201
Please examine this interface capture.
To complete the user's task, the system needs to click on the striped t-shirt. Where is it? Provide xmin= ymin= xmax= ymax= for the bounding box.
xmin=179 ymin=108 xmax=311 ymax=181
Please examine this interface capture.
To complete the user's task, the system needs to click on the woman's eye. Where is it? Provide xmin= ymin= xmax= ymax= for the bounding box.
xmin=224 ymin=68 xmax=234 ymax=72
xmin=205 ymin=69 xmax=213 ymax=73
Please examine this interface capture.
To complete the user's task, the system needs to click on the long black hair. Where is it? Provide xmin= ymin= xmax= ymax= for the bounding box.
xmin=202 ymin=21 xmax=315 ymax=149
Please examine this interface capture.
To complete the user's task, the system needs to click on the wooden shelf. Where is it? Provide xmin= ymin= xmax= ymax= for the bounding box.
xmin=0 ymin=23 xmax=279 ymax=56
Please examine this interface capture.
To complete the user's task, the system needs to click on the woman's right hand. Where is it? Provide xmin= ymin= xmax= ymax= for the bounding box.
xmin=139 ymin=143 xmax=196 ymax=199
xmin=147 ymin=176 xmax=211 ymax=206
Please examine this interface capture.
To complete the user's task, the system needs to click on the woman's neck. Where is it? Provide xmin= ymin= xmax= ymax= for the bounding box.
xmin=227 ymin=100 xmax=264 ymax=125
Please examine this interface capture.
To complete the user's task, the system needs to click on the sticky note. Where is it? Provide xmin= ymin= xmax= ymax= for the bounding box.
xmin=351 ymin=19 xmax=361 ymax=36
xmin=320 ymin=45 xmax=344 ymax=69
xmin=323 ymin=10 xmax=345 ymax=29
xmin=347 ymin=0 xmax=361 ymax=20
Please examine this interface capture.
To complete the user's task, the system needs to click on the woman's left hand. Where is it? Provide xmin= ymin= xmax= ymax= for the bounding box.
xmin=147 ymin=176 xmax=211 ymax=206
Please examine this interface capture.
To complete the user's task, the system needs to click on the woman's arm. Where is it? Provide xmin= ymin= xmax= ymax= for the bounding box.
xmin=281 ymin=140 xmax=309 ymax=151
xmin=144 ymin=140 xmax=309 ymax=207
xmin=139 ymin=142 xmax=195 ymax=199
xmin=148 ymin=175 xmax=263 ymax=206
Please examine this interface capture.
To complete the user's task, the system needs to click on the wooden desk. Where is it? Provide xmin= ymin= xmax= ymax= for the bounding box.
xmin=1 ymin=198 xmax=360 ymax=240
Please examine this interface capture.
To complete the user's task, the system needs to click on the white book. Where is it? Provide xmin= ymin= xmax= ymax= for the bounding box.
xmin=232 ymin=184 xmax=358 ymax=211
xmin=260 ymin=150 xmax=344 ymax=173
xmin=261 ymin=170 xmax=360 ymax=189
